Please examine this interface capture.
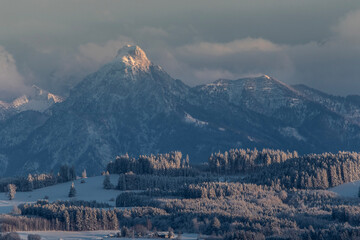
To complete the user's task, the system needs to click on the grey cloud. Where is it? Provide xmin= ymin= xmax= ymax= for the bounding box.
xmin=153 ymin=10 xmax=360 ymax=94
xmin=77 ymin=36 xmax=133 ymax=67
xmin=1 ymin=1 xmax=360 ymax=97
xmin=0 ymin=46 xmax=29 ymax=100
xmin=20 ymin=36 xmax=134 ymax=96
xmin=333 ymin=9 xmax=360 ymax=43
xmin=164 ymin=38 xmax=293 ymax=85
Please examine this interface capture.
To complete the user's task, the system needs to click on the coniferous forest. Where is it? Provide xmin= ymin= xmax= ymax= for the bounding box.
xmin=2 ymin=1 xmax=360 ymax=239
xmin=2 ymin=149 xmax=360 ymax=239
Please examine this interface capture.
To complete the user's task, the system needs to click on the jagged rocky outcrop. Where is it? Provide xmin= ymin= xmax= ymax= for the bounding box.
xmin=0 ymin=85 xmax=63 ymax=121
xmin=1 ymin=45 xmax=360 ymax=176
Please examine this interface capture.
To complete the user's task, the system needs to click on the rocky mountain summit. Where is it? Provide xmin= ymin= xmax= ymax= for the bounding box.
xmin=1 ymin=45 xmax=360 ymax=176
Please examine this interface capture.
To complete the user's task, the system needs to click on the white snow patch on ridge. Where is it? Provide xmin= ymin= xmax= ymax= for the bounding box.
xmin=0 ymin=85 xmax=64 ymax=113
xmin=184 ymin=112 xmax=208 ymax=127
xmin=280 ymin=127 xmax=306 ymax=141
xmin=248 ymin=136 xmax=256 ymax=142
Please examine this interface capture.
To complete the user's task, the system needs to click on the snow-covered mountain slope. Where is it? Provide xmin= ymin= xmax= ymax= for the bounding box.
xmin=8 ymin=45 xmax=193 ymax=175
xmin=0 ymin=101 xmax=15 ymax=121
xmin=194 ymin=75 xmax=303 ymax=115
xmin=191 ymin=75 xmax=306 ymax=121
xmin=191 ymin=75 xmax=360 ymax=150
xmin=12 ymin=85 xmax=63 ymax=112
xmin=293 ymin=84 xmax=360 ymax=126
xmin=0 ymin=111 xmax=48 ymax=149
xmin=2 ymin=45 xmax=360 ymax=176
xmin=0 ymin=85 xmax=63 ymax=121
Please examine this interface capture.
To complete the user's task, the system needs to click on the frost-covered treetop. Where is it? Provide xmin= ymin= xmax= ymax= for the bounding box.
xmin=114 ymin=45 xmax=151 ymax=72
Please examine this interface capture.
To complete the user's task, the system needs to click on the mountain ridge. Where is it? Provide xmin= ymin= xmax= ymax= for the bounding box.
xmin=1 ymin=45 xmax=360 ymax=176
xmin=0 ymin=85 xmax=64 ymax=121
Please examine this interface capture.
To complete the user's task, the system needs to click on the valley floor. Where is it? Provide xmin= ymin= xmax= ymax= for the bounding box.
xmin=1 ymin=173 xmax=359 ymax=215
xmin=0 ymin=175 xmax=120 ymax=214
xmin=16 ymin=231 xmax=198 ymax=240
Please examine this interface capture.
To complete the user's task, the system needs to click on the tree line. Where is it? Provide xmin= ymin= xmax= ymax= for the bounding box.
xmin=106 ymin=151 xmax=191 ymax=176
xmin=208 ymin=148 xmax=298 ymax=174
xmin=114 ymin=172 xmax=211 ymax=191
xmin=209 ymin=148 xmax=360 ymax=190
xmin=0 ymin=164 xmax=76 ymax=193
xmin=249 ymin=151 xmax=360 ymax=189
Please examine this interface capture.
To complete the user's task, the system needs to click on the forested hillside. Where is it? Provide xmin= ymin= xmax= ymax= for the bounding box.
xmin=2 ymin=149 xmax=360 ymax=239
xmin=209 ymin=148 xmax=360 ymax=189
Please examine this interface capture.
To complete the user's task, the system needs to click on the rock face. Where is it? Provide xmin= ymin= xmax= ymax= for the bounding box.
xmin=2 ymin=45 xmax=360 ymax=176
xmin=0 ymin=85 xmax=63 ymax=121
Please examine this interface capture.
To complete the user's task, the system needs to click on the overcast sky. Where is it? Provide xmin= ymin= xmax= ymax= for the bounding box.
xmin=1 ymin=0 xmax=360 ymax=98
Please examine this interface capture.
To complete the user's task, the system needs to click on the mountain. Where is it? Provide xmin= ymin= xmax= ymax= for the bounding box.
xmin=191 ymin=76 xmax=360 ymax=151
xmin=0 ymin=85 xmax=64 ymax=121
xmin=293 ymin=84 xmax=360 ymax=126
xmin=1 ymin=45 xmax=360 ymax=176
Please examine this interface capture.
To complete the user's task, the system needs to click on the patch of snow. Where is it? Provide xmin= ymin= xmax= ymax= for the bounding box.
xmin=247 ymin=136 xmax=255 ymax=142
xmin=16 ymin=231 xmax=200 ymax=240
xmin=0 ymin=100 xmax=11 ymax=108
xmin=264 ymin=75 xmax=271 ymax=80
xmin=11 ymin=96 xmax=29 ymax=108
xmin=184 ymin=112 xmax=208 ymax=127
xmin=17 ymin=231 xmax=119 ymax=240
xmin=0 ymin=85 xmax=64 ymax=114
xmin=279 ymin=127 xmax=306 ymax=141
xmin=329 ymin=180 xmax=360 ymax=198
xmin=0 ymin=175 xmax=120 ymax=214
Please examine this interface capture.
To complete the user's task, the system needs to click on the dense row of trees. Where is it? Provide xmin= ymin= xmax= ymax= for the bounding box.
xmin=209 ymin=148 xmax=360 ymax=190
xmin=250 ymin=151 xmax=360 ymax=189
xmin=106 ymin=152 xmax=191 ymax=176
xmin=51 ymin=200 xmax=111 ymax=208
xmin=114 ymin=172 xmax=211 ymax=191
xmin=208 ymin=148 xmax=298 ymax=174
xmin=0 ymin=164 xmax=76 ymax=193
xmin=15 ymin=202 xmax=119 ymax=231
xmin=1 ymin=200 xmax=168 ymax=233
xmin=116 ymin=192 xmax=148 ymax=207
xmin=180 ymin=182 xmax=273 ymax=199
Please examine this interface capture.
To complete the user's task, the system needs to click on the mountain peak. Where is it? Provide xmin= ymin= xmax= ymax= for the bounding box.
xmin=114 ymin=45 xmax=151 ymax=71
xmin=11 ymin=85 xmax=64 ymax=111
xmin=262 ymin=74 xmax=271 ymax=80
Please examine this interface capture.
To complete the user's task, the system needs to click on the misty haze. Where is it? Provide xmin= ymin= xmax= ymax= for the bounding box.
xmin=1 ymin=1 xmax=360 ymax=240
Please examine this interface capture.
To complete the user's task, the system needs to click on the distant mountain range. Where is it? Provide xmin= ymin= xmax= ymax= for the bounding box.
xmin=1 ymin=45 xmax=360 ymax=176
xmin=0 ymin=85 xmax=63 ymax=121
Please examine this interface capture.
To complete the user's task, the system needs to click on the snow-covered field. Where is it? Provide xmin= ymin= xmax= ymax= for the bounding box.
xmin=0 ymin=175 xmax=201 ymax=239
xmin=329 ymin=180 xmax=360 ymax=197
xmin=0 ymin=175 xmax=120 ymax=214
xmin=16 ymin=231 xmax=199 ymax=240
xmin=17 ymin=231 xmax=119 ymax=240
